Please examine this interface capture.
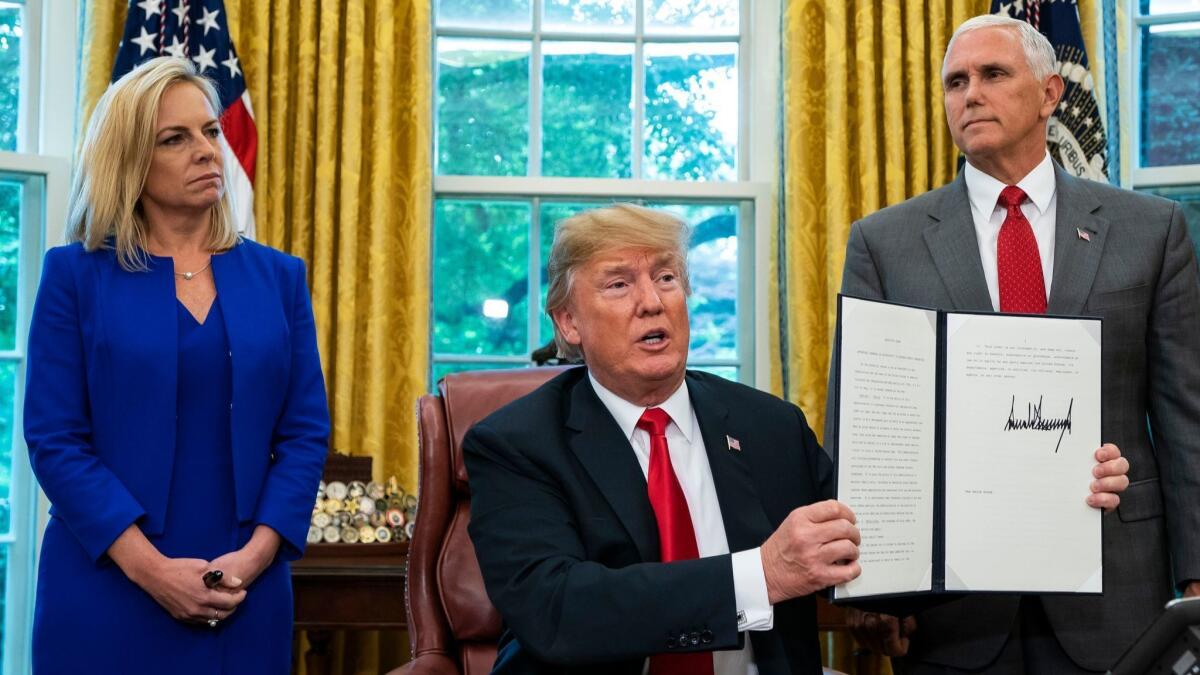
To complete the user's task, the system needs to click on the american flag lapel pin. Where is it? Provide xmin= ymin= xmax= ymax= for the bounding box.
xmin=1076 ymin=227 xmax=1091 ymax=242
xmin=726 ymin=435 xmax=741 ymax=452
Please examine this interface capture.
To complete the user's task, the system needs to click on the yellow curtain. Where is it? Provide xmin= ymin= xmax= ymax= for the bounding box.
xmin=780 ymin=1 xmax=987 ymax=672
xmin=780 ymin=0 xmax=987 ymax=437
xmin=77 ymin=2 xmax=431 ymax=673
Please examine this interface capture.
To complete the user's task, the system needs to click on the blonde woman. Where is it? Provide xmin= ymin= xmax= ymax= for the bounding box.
xmin=25 ymin=57 xmax=328 ymax=673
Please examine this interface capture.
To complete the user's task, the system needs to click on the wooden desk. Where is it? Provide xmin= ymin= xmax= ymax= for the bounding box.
xmin=291 ymin=543 xmax=409 ymax=674
xmin=290 ymin=546 xmax=875 ymax=675
xmin=816 ymin=598 xmax=887 ymax=675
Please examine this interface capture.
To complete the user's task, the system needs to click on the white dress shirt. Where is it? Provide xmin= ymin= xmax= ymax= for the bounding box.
xmin=964 ymin=152 xmax=1059 ymax=311
xmin=589 ymin=374 xmax=773 ymax=675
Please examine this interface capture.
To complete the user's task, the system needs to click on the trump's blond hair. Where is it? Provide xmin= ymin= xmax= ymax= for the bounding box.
xmin=545 ymin=204 xmax=691 ymax=361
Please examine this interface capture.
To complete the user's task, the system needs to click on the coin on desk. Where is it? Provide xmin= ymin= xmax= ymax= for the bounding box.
xmin=312 ymin=511 xmax=332 ymax=529
xmin=367 ymin=481 xmax=385 ymax=501
xmin=376 ymin=526 xmax=392 ymax=543
xmin=347 ymin=481 xmax=366 ymax=499
xmin=386 ymin=508 xmax=405 ymax=528
xmin=325 ymin=480 xmax=348 ymax=502
xmin=358 ymin=496 xmax=376 ymax=515
xmin=307 ymin=525 xmax=323 ymax=544
xmin=340 ymin=525 xmax=360 ymax=544
xmin=322 ymin=525 xmax=341 ymax=543
xmin=359 ymin=526 xmax=376 ymax=544
xmin=323 ymin=498 xmax=343 ymax=515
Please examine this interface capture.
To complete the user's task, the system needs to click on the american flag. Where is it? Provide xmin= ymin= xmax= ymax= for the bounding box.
xmin=992 ymin=0 xmax=1109 ymax=182
xmin=112 ymin=0 xmax=258 ymax=239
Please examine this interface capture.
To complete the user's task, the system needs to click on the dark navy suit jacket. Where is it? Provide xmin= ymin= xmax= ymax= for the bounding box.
xmin=464 ymin=368 xmax=832 ymax=675
xmin=24 ymin=239 xmax=329 ymax=563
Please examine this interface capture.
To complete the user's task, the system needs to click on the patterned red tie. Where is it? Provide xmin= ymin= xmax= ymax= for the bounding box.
xmin=996 ymin=185 xmax=1047 ymax=314
xmin=637 ymin=408 xmax=714 ymax=675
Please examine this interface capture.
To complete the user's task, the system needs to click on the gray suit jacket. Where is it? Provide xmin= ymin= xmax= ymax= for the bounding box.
xmin=825 ymin=165 xmax=1200 ymax=671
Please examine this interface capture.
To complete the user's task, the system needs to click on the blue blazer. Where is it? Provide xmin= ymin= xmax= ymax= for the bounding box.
xmin=24 ymin=239 xmax=330 ymax=563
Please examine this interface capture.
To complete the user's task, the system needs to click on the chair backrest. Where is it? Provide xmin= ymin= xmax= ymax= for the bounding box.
xmin=406 ymin=366 xmax=573 ymax=675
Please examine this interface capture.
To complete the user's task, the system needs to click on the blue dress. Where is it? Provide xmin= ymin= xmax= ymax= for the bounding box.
xmin=33 ymin=298 xmax=293 ymax=674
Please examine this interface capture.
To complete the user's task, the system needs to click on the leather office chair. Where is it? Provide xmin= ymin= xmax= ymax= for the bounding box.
xmin=395 ymin=367 xmax=569 ymax=675
xmin=392 ymin=366 xmax=852 ymax=675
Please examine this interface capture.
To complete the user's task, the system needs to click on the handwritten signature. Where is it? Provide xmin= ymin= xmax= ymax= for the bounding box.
xmin=1003 ymin=395 xmax=1074 ymax=453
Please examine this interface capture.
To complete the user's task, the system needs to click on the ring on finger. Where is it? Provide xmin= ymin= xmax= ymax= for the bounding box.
xmin=207 ymin=609 xmax=220 ymax=628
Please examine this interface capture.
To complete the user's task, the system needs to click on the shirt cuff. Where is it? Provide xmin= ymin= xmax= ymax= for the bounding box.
xmin=731 ymin=548 xmax=774 ymax=631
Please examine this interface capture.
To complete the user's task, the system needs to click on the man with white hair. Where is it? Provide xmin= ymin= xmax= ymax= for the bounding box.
xmin=830 ymin=14 xmax=1200 ymax=674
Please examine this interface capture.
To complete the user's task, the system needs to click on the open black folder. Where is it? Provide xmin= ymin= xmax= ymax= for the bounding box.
xmin=828 ymin=295 xmax=1103 ymax=604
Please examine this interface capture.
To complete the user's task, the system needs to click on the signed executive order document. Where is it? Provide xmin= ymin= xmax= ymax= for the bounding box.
xmin=832 ymin=295 xmax=1101 ymax=601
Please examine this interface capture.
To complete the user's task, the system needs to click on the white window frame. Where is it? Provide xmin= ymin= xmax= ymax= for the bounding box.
xmin=0 ymin=0 xmax=77 ymax=672
xmin=432 ymin=0 xmax=779 ymax=390
xmin=1127 ymin=2 xmax=1200 ymax=188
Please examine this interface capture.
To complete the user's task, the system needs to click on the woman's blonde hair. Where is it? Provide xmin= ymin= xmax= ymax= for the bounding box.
xmin=545 ymin=203 xmax=691 ymax=361
xmin=66 ymin=56 xmax=239 ymax=271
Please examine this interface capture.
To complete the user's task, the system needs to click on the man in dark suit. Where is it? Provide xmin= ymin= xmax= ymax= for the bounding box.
xmin=832 ymin=14 xmax=1197 ymax=674
xmin=464 ymin=203 xmax=864 ymax=675
xmin=465 ymin=203 xmax=1127 ymax=675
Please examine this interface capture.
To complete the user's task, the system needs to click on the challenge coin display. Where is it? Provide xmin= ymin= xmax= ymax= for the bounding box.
xmin=309 ymin=478 xmax=416 ymax=545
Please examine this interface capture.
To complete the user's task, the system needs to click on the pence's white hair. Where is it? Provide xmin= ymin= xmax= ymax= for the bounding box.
xmin=944 ymin=14 xmax=1058 ymax=81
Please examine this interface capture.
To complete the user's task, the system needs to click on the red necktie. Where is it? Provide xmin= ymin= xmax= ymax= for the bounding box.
xmin=996 ymin=185 xmax=1047 ymax=314
xmin=637 ymin=408 xmax=714 ymax=675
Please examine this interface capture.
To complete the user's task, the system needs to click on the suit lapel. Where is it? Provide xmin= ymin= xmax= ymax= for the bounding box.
xmin=1047 ymin=166 xmax=1110 ymax=315
xmin=565 ymin=376 xmax=660 ymax=562
xmin=922 ymin=175 xmax=994 ymax=311
xmin=210 ymin=243 xmax=260 ymax=519
xmin=687 ymin=374 xmax=775 ymax=554
xmin=211 ymin=243 xmax=251 ymax=401
xmin=105 ymin=253 xmax=179 ymax=532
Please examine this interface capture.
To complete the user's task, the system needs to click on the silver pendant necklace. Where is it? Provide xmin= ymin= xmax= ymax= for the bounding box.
xmin=175 ymin=260 xmax=212 ymax=281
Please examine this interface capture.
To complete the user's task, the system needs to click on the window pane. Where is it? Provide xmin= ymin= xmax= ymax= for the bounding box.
xmin=0 ymin=362 xmax=13 ymax=534
xmin=0 ymin=5 xmax=19 ymax=152
xmin=437 ymin=38 xmax=530 ymax=176
xmin=645 ymin=0 xmax=738 ymax=34
xmin=1139 ymin=25 xmax=1200 ymax=167
xmin=437 ymin=0 xmax=531 ymax=30
xmin=1141 ymin=0 xmax=1200 ymax=16
xmin=538 ymin=201 xmax=607 ymax=349
xmin=647 ymin=202 xmax=739 ymax=360
xmin=644 ymin=43 xmax=738 ymax=181
xmin=434 ymin=200 xmax=531 ymax=356
xmin=432 ymin=362 xmax=530 ymax=388
xmin=543 ymin=0 xmax=634 ymax=33
xmin=542 ymin=42 xmax=633 ymax=178
xmin=1140 ymin=187 xmax=1200 ymax=260
xmin=0 ymin=180 xmax=19 ymax=350
xmin=0 ymin=543 xmax=8 ymax=661
xmin=688 ymin=365 xmax=737 ymax=381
